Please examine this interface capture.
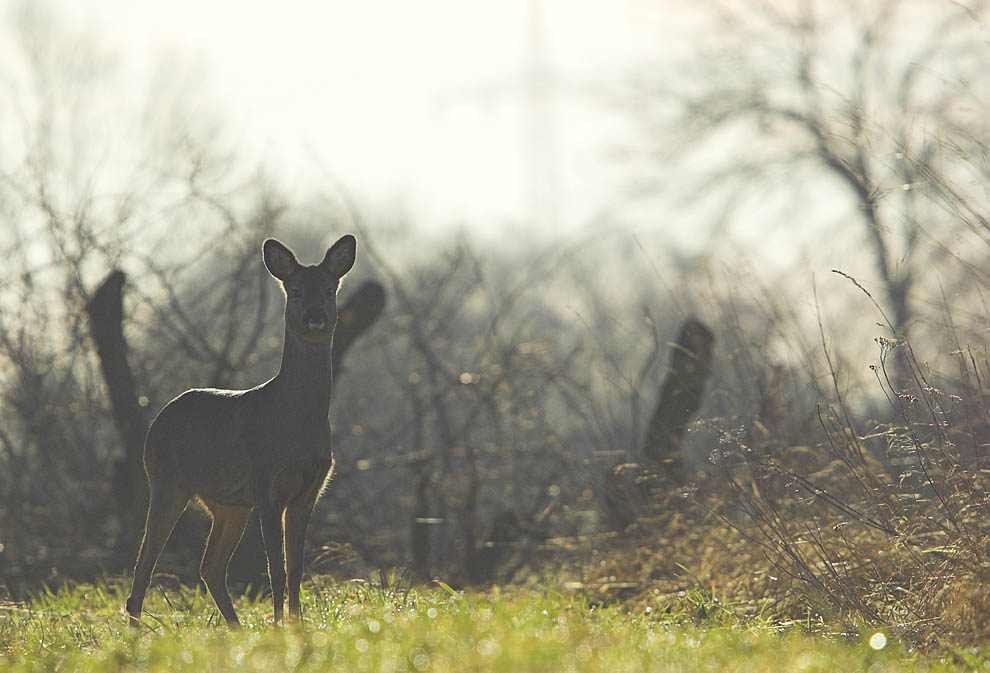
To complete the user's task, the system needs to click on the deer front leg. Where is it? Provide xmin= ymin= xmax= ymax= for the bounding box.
xmin=259 ymin=505 xmax=286 ymax=625
xmin=284 ymin=496 xmax=316 ymax=622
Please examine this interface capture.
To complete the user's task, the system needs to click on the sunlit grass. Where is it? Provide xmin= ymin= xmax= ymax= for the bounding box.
xmin=0 ymin=577 xmax=976 ymax=672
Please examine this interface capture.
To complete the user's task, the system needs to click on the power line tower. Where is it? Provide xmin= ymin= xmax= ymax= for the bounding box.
xmin=524 ymin=0 xmax=561 ymax=237
xmin=436 ymin=0 xmax=563 ymax=236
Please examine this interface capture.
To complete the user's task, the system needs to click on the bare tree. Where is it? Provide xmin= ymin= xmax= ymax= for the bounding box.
xmin=634 ymin=0 xmax=990 ymax=368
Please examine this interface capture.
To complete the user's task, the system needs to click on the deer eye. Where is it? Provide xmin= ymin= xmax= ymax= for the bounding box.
xmin=288 ymin=288 xmax=302 ymax=300
xmin=324 ymin=286 xmax=336 ymax=297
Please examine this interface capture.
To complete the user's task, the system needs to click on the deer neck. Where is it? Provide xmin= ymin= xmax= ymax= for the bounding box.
xmin=274 ymin=326 xmax=334 ymax=418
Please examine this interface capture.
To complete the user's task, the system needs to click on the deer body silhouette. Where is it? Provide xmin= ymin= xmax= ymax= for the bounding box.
xmin=126 ymin=235 xmax=356 ymax=627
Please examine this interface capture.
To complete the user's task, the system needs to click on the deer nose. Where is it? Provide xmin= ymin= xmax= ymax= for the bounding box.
xmin=303 ymin=308 xmax=329 ymax=330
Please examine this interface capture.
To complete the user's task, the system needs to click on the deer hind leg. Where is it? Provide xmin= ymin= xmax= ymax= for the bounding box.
xmin=126 ymin=483 xmax=190 ymax=625
xmin=200 ymin=502 xmax=252 ymax=628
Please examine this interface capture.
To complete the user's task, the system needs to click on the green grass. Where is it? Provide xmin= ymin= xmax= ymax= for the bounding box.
xmin=0 ymin=577 xmax=975 ymax=672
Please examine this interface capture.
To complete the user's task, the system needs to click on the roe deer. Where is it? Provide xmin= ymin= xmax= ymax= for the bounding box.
xmin=125 ymin=234 xmax=356 ymax=628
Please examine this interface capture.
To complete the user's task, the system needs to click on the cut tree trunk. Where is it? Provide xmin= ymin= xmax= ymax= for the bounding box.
xmin=85 ymin=270 xmax=151 ymax=554
xmin=641 ymin=317 xmax=714 ymax=481
xmin=604 ymin=317 xmax=714 ymax=530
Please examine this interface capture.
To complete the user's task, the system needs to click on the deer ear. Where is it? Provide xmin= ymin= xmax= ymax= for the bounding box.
xmin=263 ymin=238 xmax=300 ymax=281
xmin=321 ymin=234 xmax=356 ymax=277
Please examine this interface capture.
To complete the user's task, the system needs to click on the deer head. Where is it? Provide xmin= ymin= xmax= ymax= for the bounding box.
xmin=263 ymin=235 xmax=356 ymax=343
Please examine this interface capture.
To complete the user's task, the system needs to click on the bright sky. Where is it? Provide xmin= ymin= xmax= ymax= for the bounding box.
xmin=27 ymin=0 xmax=680 ymax=240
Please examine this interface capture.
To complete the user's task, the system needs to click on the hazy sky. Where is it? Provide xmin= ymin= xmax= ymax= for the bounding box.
xmin=22 ymin=0 xmax=679 ymax=240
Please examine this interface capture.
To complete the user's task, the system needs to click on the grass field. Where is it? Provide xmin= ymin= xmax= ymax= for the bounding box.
xmin=0 ymin=576 xmax=977 ymax=672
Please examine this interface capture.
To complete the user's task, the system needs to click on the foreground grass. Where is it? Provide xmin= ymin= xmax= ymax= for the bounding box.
xmin=0 ymin=577 xmax=973 ymax=672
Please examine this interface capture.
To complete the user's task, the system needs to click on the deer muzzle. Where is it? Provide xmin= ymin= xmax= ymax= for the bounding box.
xmin=303 ymin=308 xmax=329 ymax=331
